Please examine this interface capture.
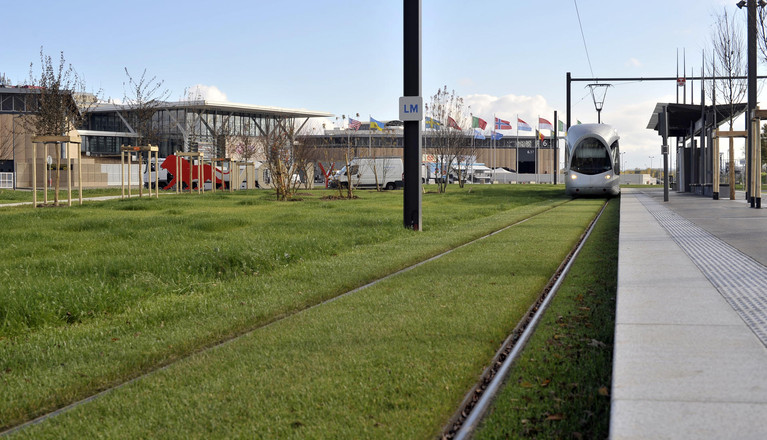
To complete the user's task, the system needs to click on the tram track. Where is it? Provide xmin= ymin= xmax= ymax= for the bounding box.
xmin=443 ymin=199 xmax=610 ymax=440
xmin=1 ymin=200 xmax=575 ymax=437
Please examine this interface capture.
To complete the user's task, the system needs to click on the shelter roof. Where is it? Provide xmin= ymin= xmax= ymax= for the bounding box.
xmin=646 ymin=102 xmax=747 ymax=137
xmin=89 ymin=100 xmax=333 ymax=119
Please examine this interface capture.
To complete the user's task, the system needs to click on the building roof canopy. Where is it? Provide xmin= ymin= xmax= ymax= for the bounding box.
xmin=90 ymin=100 xmax=333 ymax=119
xmin=646 ymin=102 xmax=747 ymax=138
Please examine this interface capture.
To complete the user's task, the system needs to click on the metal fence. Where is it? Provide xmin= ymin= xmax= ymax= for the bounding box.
xmin=0 ymin=172 xmax=13 ymax=189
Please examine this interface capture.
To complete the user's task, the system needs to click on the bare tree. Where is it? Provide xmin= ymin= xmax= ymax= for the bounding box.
xmin=465 ymin=112 xmax=482 ymax=188
xmin=710 ymin=8 xmax=747 ymax=200
xmin=177 ymin=87 xmax=234 ymax=161
xmin=425 ymin=86 xmax=470 ymax=193
xmin=25 ymin=49 xmax=93 ymax=205
xmin=0 ymin=117 xmax=17 ymax=161
xmin=232 ymin=119 xmax=261 ymax=162
xmin=261 ymin=118 xmax=313 ymax=201
xmin=367 ymin=127 xmax=400 ymax=192
xmin=123 ymin=68 xmax=171 ymax=148
xmin=332 ymin=114 xmax=357 ymax=198
xmin=758 ymin=6 xmax=767 ymax=64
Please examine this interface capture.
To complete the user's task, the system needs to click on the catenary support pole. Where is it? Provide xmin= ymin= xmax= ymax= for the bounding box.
xmin=662 ymin=106 xmax=669 ymax=202
xmin=747 ymin=0 xmax=757 ymax=203
xmin=566 ymin=72 xmax=571 ymax=130
xmin=553 ymin=110 xmax=558 ymax=184
xmin=403 ymin=0 xmax=422 ymax=230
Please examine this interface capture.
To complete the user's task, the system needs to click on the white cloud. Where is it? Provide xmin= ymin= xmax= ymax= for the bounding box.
xmin=304 ymin=117 xmax=335 ymax=132
xmin=464 ymin=93 xmax=556 ymax=126
xmin=185 ymin=84 xmax=228 ymax=102
xmin=626 ymin=58 xmax=642 ymax=67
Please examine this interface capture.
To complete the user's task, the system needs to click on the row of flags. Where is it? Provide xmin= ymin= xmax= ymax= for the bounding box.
xmin=347 ymin=115 xmax=573 ymax=140
xmin=347 ymin=117 xmax=384 ymax=131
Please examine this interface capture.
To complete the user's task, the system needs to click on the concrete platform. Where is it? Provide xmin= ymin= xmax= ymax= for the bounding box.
xmin=611 ymin=188 xmax=767 ymax=440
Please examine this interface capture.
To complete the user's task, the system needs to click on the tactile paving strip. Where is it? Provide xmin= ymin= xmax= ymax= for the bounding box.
xmin=637 ymin=194 xmax=767 ymax=344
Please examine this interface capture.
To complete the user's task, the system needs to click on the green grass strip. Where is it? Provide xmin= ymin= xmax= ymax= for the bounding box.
xmin=8 ymin=199 xmax=605 ymax=439
xmin=474 ymin=199 xmax=619 ymax=439
xmin=1 ymin=186 xmax=567 ymax=430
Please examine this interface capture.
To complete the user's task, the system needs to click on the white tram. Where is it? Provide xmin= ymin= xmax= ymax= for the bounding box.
xmin=565 ymin=123 xmax=620 ymax=196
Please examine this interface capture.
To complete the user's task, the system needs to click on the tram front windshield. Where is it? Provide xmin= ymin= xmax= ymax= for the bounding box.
xmin=570 ymin=138 xmax=612 ymax=175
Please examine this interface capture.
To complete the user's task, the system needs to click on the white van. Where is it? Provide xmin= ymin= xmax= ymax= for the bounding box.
xmin=334 ymin=157 xmax=403 ymax=190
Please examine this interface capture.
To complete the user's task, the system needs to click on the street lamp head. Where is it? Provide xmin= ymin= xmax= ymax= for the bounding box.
xmin=736 ymin=0 xmax=746 ymax=9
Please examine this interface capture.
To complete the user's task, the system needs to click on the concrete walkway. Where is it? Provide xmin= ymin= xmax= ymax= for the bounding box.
xmin=611 ymin=188 xmax=767 ymax=440
xmin=0 ymin=193 xmax=164 ymax=208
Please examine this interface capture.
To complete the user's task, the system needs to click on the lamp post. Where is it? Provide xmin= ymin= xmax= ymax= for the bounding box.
xmin=620 ymin=151 xmax=626 ymax=172
xmin=719 ymin=152 xmax=724 ymax=179
xmin=649 ymin=155 xmax=655 ymax=178
xmin=736 ymin=0 xmax=766 ymax=207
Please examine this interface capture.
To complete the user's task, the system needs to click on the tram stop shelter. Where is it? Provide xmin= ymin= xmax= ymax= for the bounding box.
xmin=647 ymin=102 xmax=747 ymax=196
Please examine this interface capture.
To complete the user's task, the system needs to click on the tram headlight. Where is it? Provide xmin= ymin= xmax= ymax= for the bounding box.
xmin=605 ymin=174 xmax=611 ymax=179
xmin=570 ymin=174 xmax=577 ymax=180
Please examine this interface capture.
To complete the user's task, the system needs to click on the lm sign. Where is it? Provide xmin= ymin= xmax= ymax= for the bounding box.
xmin=399 ymin=96 xmax=423 ymax=121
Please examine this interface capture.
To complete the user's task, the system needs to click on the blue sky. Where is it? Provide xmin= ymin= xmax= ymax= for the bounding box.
xmin=1 ymin=0 xmax=749 ymax=169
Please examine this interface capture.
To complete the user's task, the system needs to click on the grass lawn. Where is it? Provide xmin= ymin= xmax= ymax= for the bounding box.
xmin=5 ymin=191 xmax=606 ymax=439
xmin=1 ymin=185 xmax=580 ymax=431
xmin=474 ymin=199 xmax=619 ymax=439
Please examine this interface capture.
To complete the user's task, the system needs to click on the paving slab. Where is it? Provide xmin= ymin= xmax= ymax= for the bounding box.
xmin=611 ymin=188 xmax=767 ymax=440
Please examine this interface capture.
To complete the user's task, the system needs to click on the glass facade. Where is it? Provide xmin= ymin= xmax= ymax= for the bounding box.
xmin=80 ymin=104 xmax=283 ymax=158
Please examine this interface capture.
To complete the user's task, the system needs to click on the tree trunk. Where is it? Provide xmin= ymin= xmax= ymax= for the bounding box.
xmin=54 ymin=146 xmax=61 ymax=206
xmin=345 ymin=152 xmax=354 ymax=199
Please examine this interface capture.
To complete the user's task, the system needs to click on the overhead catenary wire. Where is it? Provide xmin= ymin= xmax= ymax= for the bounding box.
xmin=573 ymin=0 xmax=595 ymax=78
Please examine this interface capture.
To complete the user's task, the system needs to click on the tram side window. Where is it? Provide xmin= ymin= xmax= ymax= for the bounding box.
xmin=611 ymin=141 xmax=620 ymax=174
xmin=570 ymin=138 xmax=612 ymax=175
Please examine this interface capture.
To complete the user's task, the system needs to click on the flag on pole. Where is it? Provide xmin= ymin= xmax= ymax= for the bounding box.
xmin=538 ymin=117 xmax=554 ymax=131
xmin=495 ymin=117 xmax=512 ymax=130
xmin=577 ymin=120 xmax=582 ymax=125
xmin=517 ymin=118 xmax=532 ymax=131
xmin=491 ymin=132 xmax=504 ymax=140
xmin=370 ymin=117 xmax=384 ymax=131
xmin=474 ymin=129 xmax=486 ymax=140
xmin=537 ymin=130 xmax=545 ymax=142
xmin=348 ymin=118 xmax=361 ymax=130
xmin=448 ymin=116 xmax=461 ymax=130
xmin=425 ymin=117 xmax=442 ymax=129
xmin=472 ymin=116 xmax=487 ymax=130
xmin=558 ymin=120 xmax=566 ymax=132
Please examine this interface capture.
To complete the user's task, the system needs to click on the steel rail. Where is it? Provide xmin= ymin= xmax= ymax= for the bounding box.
xmin=1 ymin=200 xmax=573 ymax=437
xmin=448 ymin=199 xmax=610 ymax=440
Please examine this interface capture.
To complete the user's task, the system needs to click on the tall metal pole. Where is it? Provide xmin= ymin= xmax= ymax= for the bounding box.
xmin=553 ymin=110 xmax=558 ymax=184
xmin=661 ymin=106 xmax=669 ymax=202
xmin=747 ymin=0 xmax=757 ymax=206
xmin=403 ymin=0 xmax=422 ymax=230
xmin=12 ymin=116 xmax=16 ymax=190
xmin=566 ymin=72 xmax=572 ymax=129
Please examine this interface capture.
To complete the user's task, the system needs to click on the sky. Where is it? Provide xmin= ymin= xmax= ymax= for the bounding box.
xmin=0 ymin=0 xmax=754 ymax=169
